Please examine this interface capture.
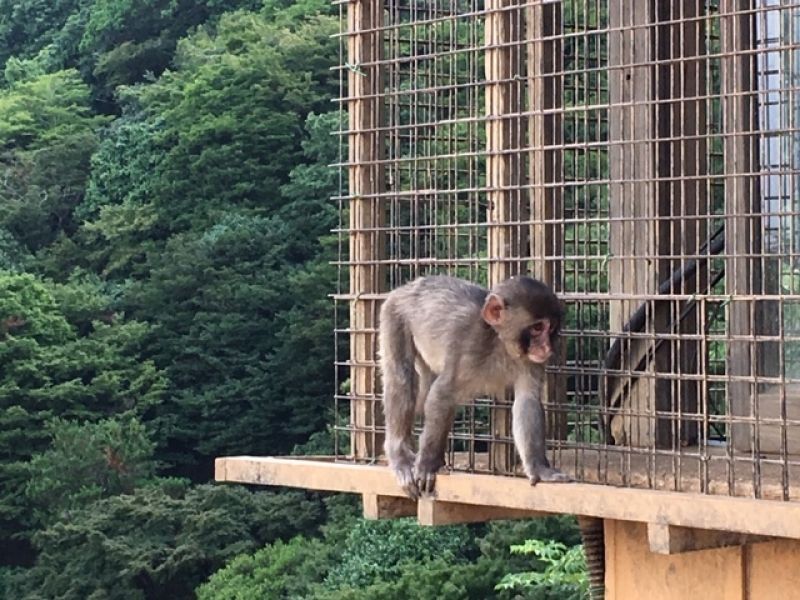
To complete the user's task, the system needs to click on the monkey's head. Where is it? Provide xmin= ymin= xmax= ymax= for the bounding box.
xmin=481 ymin=276 xmax=563 ymax=364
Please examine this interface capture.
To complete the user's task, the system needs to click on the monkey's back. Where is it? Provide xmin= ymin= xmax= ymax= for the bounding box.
xmin=381 ymin=276 xmax=496 ymax=377
xmin=385 ymin=276 xmax=488 ymax=327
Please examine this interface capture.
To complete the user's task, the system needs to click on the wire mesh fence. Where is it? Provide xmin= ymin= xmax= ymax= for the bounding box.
xmin=333 ymin=0 xmax=800 ymax=501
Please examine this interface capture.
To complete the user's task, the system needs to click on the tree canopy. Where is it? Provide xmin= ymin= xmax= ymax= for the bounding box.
xmin=0 ymin=0 xmax=583 ymax=596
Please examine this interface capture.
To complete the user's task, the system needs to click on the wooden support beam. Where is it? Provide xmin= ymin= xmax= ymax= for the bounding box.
xmin=363 ymin=494 xmax=543 ymax=525
xmin=607 ymin=0 xmax=708 ymax=448
xmin=346 ymin=0 xmax=386 ymax=460
xmin=606 ymin=520 xmax=748 ymax=598
xmin=528 ymin=0 xmax=566 ymax=442
xmin=720 ymin=0 xmax=780 ymax=453
xmin=215 ymin=456 xmax=800 ymax=539
xmin=362 ymin=494 xmax=416 ymax=520
xmin=607 ymin=0 xmax=663 ymax=447
xmin=721 ymin=0 xmax=759 ymax=455
xmin=647 ymin=522 xmax=772 ymax=555
xmin=485 ymin=0 xmax=525 ymax=475
xmin=417 ymin=498 xmax=545 ymax=526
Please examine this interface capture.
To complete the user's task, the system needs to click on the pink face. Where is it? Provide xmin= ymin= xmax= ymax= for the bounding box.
xmin=481 ymin=293 xmax=559 ymax=364
xmin=523 ymin=319 xmax=553 ymax=364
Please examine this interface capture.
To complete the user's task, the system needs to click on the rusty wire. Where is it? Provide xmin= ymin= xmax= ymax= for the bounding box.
xmin=333 ymin=0 xmax=800 ymax=502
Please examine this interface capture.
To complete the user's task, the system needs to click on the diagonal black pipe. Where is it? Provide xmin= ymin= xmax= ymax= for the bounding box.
xmin=602 ymin=226 xmax=726 ymax=434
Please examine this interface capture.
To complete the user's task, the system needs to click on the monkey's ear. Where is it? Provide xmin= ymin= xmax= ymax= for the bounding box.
xmin=481 ymin=293 xmax=505 ymax=326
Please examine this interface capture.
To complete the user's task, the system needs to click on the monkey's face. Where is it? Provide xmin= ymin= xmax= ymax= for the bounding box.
xmin=481 ymin=276 xmax=563 ymax=364
xmin=518 ymin=319 xmax=556 ymax=364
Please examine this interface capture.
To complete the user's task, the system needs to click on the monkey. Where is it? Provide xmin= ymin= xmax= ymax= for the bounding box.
xmin=379 ymin=275 xmax=572 ymax=499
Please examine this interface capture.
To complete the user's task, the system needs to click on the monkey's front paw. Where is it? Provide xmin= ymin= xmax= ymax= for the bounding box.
xmin=391 ymin=463 xmax=419 ymax=499
xmin=413 ymin=459 xmax=443 ymax=497
xmin=528 ymin=465 xmax=572 ymax=486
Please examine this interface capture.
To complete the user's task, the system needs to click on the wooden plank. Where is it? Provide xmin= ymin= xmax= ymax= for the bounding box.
xmin=417 ymin=498 xmax=545 ymax=526
xmin=278 ymin=446 xmax=800 ymax=501
xmin=528 ymin=0 xmax=567 ymax=441
xmin=347 ymin=0 xmax=386 ymax=460
xmin=485 ymin=0 xmax=525 ymax=474
xmin=604 ymin=519 xmax=618 ymax=600
xmin=215 ymin=456 xmax=800 ymax=539
xmin=647 ymin=523 xmax=771 ymax=555
xmin=362 ymin=494 xmax=416 ymax=519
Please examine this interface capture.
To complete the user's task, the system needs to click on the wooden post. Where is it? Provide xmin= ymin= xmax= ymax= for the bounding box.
xmin=528 ymin=0 xmax=566 ymax=440
xmin=720 ymin=0 xmax=779 ymax=453
xmin=654 ymin=0 xmax=707 ymax=447
xmin=348 ymin=0 xmax=385 ymax=460
xmin=721 ymin=0 xmax=757 ymax=455
xmin=608 ymin=0 xmax=660 ymax=447
xmin=607 ymin=0 xmax=706 ymax=448
xmin=485 ymin=0 xmax=525 ymax=473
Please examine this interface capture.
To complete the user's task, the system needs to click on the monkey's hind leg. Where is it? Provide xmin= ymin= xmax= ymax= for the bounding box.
xmin=414 ymin=359 xmax=433 ymax=415
xmin=379 ymin=305 xmax=420 ymax=499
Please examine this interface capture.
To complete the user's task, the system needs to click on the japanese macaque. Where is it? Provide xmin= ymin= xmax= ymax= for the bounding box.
xmin=379 ymin=275 xmax=571 ymax=499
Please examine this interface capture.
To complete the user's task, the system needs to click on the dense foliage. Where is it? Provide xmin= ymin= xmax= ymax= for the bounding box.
xmin=199 ymin=515 xmax=585 ymax=600
xmin=8 ymin=483 xmax=327 ymax=599
xmin=0 ymin=0 xmax=584 ymax=596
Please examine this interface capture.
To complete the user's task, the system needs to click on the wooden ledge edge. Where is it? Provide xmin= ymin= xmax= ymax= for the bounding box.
xmin=215 ymin=456 xmax=800 ymax=539
xmin=647 ymin=522 xmax=774 ymax=555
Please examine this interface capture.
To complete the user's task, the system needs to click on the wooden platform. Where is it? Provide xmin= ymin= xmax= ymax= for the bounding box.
xmin=451 ymin=447 xmax=800 ymax=502
xmin=215 ymin=455 xmax=800 ymax=539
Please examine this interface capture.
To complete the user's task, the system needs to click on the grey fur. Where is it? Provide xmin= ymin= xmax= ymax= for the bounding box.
xmin=379 ymin=275 xmax=571 ymax=498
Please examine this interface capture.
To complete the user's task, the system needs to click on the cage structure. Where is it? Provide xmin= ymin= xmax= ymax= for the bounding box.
xmin=217 ymin=1 xmax=800 ymax=598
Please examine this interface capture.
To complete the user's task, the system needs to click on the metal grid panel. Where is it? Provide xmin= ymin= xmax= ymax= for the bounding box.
xmin=334 ymin=0 xmax=800 ymax=501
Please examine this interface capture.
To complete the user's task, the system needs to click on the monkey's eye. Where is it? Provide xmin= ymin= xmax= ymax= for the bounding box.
xmin=530 ymin=321 xmax=547 ymax=334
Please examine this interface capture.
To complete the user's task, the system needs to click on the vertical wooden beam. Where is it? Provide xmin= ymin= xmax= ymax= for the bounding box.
xmin=721 ymin=0 xmax=779 ymax=452
xmin=607 ymin=0 xmax=707 ymax=448
xmin=485 ymin=0 xmax=525 ymax=473
xmin=486 ymin=0 xmax=525 ymax=285
xmin=604 ymin=520 xmax=747 ymax=600
xmin=654 ymin=0 xmax=707 ymax=447
xmin=528 ymin=0 xmax=566 ymax=440
xmin=348 ymin=0 xmax=385 ymax=460
xmin=721 ymin=0 xmax=757 ymax=455
xmin=608 ymin=0 xmax=662 ymax=447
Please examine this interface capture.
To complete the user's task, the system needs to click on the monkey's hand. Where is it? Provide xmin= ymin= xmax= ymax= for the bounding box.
xmin=413 ymin=457 xmax=443 ymax=497
xmin=390 ymin=461 xmax=420 ymax=499
xmin=528 ymin=465 xmax=572 ymax=485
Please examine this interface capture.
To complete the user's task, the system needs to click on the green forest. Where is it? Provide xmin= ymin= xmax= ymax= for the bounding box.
xmin=0 ymin=1 xmax=585 ymax=597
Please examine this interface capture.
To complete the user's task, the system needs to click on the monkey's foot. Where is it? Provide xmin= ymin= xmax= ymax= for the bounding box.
xmin=528 ymin=466 xmax=572 ymax=486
